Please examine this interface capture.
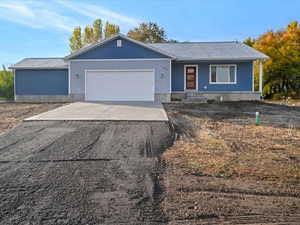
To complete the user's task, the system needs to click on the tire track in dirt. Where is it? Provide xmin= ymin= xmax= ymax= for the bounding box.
xmin=0 ymin=121 xmax=175 ymax=225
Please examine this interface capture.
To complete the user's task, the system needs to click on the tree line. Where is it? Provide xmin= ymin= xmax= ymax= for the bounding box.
xmin=69 ymin=19 xmax=171 ymax=52
xmin=244 ymin=21 xmax=300 ymax=99
xmin=0 ymin=66 xmax=14 ymax=100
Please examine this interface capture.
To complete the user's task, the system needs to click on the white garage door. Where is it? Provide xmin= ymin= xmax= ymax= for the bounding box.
xmin=85 ymin=70 xmax=155 ymax=101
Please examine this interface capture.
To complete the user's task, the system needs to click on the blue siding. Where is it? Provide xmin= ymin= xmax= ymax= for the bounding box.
xmin=172 ymin=61 xmax=253 ymax=92
xmin=15 ymin=69 xmax=68 ymax=95
xmin=74 ymin=38 xmax=170 ymax=59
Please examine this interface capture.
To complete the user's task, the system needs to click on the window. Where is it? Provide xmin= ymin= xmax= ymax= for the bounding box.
xmin=117 ymin=39 xmax=122 ymax=47
xmin=210 ymin=65 xmax=237 ymax=84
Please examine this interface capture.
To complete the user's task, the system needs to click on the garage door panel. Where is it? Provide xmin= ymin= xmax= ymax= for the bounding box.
xmin=85 ymin=70 xmax=154 ymax=101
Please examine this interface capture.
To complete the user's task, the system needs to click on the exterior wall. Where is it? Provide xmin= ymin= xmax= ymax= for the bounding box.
xmin=73 ymin=38 xmax=170 ymax=59
xmin=172 ymin=61 xmax=253 ymax=92
xmin=15 ymin=69 xmax=68 ymax=95
xmin=69 ymin=60 xmax=171 ymax=97
xmin=200 ymin=92 xmax=260 ymax=101
xmin=155 ymin=93 xmax=171 ymax=103
xmin=15 ymin=94 xmax=82 ymax=103
xmin=171 ymin=92 xmax=261 ymax=102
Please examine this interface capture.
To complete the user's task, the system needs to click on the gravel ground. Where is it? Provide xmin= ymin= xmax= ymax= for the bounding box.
xmin=0 ymin=121 xmax=174 ymax=225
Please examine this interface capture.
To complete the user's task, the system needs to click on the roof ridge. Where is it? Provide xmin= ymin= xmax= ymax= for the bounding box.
xmin=149 ymin=41 xmax=239 ymax=44
xmin=25 ymin=57 xmax=64 ymax=59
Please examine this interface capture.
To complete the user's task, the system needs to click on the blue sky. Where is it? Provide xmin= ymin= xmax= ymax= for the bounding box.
xmin=1 ymin=0 xmax=300 ymax=66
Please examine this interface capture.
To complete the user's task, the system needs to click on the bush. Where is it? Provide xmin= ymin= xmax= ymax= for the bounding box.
xmin=0 ymin=67 xmax=14 ymax=100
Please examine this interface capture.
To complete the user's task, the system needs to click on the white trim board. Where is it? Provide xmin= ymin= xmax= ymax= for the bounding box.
xmin=69 ymin=58 xmax=171 ymax=62
xmin=252 ymin=60 xmax=255 ymax=92
xmin=209 ymin=64 xmax=237 ymax=84
xmin=169 ymin=59 xmax=172 ymax=93
xmin=13 ymin=69 xmax=16 ymax=101
xmin=68 ymin=61 xmax=71 ymax=94
xmin=85 ymin=69 xmax=155 ymax=72
xmin=9 ymin=67 xmax=68 ymax=70
xmin=184 ymin=64 xmax=198 ymax=92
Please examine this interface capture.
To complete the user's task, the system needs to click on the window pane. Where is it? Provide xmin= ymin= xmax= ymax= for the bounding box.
xmin=216 ymin=66 xmax=229 ymax=83
xmin=229 ymin=66 xmax=235 ymax=82
xmin=211 ymin=66 xmax=216 ymax=82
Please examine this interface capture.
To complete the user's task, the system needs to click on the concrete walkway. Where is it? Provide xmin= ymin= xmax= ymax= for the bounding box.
xmin=25 ymin=102 xmax=169 ymax=121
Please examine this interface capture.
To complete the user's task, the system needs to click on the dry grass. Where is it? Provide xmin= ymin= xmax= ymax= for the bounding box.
xmin=0 ymin=103 xmax=64 ymax=134
xmin=164 ymin=102 xmax=300 ymax=182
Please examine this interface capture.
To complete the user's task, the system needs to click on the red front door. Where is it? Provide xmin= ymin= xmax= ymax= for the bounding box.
xmin=186 ymin=66 xmax=196 ymax=90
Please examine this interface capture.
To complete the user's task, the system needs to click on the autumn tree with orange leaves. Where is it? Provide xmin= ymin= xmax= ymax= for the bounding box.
xmin=245 ymin=21 xmax=300 ymax=98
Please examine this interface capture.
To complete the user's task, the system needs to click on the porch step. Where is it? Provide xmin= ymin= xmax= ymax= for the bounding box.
xmin=184 ymin=94 xmax=207 ymax=103
xmin=185 ymin=92 xmax=202 ymax=97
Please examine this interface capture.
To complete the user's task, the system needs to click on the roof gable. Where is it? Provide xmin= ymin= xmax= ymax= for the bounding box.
xmin=65 ymin=34 xmax=174 ymax=60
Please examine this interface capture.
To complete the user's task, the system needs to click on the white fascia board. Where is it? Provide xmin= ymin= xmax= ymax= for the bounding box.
xmin=175 ymin=57 xmax=269 ymax=61
xmin=9 ymin=67 xmax=68 ymax=69
xmin=69 ymin=58 xmax=172 ymax=62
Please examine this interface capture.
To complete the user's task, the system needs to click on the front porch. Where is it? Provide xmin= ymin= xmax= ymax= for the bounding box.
xmin=170 ymin=60 xmax=265 ymax=102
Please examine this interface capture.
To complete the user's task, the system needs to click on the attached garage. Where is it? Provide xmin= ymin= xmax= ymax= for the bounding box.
xmin=11 ymin=34 xmax=174 ymax=103
xmin=85 ymin=70 xmax=155 ymax=101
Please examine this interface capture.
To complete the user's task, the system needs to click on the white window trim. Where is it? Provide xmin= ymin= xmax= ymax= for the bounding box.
xmin=209 ymin=64 xmax=237 ymax=84
xmin=184 ymin=64 xmax=198 ymax=92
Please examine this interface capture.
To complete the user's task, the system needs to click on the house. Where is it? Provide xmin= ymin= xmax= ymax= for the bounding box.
xmin=10 ymin=33 xmax=268 ymax=102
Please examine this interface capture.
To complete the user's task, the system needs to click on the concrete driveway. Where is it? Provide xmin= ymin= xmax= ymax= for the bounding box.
xmin=25 ymin=101 xmax=168 ymax=121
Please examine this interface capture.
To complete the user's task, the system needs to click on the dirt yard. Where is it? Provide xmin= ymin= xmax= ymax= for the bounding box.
xmin=162 ymin=101 xmax=300 ymax=224
xmin=0 ymin=120 xmax=174 ymax=225
xmin=266 ymin=99 xmax=300 ymax=107
xmin=0 ymin=103 xmax=64 ymax=134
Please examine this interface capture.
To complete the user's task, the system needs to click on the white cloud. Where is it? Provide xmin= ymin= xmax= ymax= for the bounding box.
xmin=0 ymin=0 xmax=80 ymax=32
xmin=56 ymin=0 xmax=140 ymax=28
xmin=0 ymin=2 xmax=35 ymax=18
xmin=0 ymin=0 xmax=140 ymax=33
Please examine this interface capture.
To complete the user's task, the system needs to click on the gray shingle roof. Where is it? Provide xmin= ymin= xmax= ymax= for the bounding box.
xmin=9 ymin=58 xmax=68 ymax=69
xmin=149 ymin=42 xmax=268 ymax=60
xmin=10 ymin=39 xmax=269 ymax=70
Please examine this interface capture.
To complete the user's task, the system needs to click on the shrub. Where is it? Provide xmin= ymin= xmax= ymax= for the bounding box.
xmin=0 ymin=66 xmax=14 ymax=100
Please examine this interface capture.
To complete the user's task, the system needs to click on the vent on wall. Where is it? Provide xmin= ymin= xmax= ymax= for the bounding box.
xmin=117 ymin=39 xmax=122 ymax=47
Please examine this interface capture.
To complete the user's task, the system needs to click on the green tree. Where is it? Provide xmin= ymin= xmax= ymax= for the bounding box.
xmin=127 ymin=22 xmax=167 ymax=43
xmin=69 ymin=27 xmax=82 ymax=52
xmin=104 ymin=22 xmax=120 ymax=38
xmin=167 ymin=39 xmax=178 ymax=43
xmin=0 ymin=65 xmax=14 ymax=100
xmin=249 ymin=21 xmax=300 ymax=98
xmin=93 ymin=19 xmax=103 ymax=41
xmin=243 ymin=37 xmax=255 ymax=47
xmin=83 ymin=26 xmax=94 ymax=44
